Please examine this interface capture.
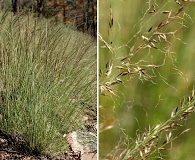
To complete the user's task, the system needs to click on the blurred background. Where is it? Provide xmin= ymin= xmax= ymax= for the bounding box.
xmin=99 ymin=0 xmax=195 ymax=159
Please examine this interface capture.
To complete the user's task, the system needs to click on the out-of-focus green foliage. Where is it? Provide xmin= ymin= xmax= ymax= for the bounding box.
xmin=99 ymin=0 xmax=195 ymax=159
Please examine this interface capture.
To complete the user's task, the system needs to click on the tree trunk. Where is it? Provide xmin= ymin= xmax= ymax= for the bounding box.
xmin=36 ymin=0 xmax=45 ymax=16
xmin=12 ymin=0 xmax=18 ymax=14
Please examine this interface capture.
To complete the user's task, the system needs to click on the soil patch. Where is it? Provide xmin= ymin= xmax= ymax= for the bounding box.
xmin=0 ymin=130 xmax=80 ymax=160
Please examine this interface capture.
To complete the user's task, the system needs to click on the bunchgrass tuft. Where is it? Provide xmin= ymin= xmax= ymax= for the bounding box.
xmin=0 ymin=11 xmax=96 ymax=156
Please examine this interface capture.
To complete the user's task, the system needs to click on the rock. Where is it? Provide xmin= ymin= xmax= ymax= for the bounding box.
xmin=66 ymin=131 xmax=97 ymax=160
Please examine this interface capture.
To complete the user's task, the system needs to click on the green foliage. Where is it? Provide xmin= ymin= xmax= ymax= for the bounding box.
xmin=0 ymin=11 xmax=96 ymax=156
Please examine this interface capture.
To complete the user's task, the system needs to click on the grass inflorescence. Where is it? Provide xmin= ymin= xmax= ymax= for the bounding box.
xmin=99 ymin=0 xmax=195 ymax=159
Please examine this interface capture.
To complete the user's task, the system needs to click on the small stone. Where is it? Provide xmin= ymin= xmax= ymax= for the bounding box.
xmin=0 ymin=138 xmax=7 ymax=144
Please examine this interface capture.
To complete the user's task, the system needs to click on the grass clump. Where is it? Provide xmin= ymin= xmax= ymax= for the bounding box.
xmin=0 ymin=11 xmax=96 ymax=156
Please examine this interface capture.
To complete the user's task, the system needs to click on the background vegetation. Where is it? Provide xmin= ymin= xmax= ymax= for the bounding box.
xmin=0 ymin=0 xmax=97 ymax=36
xmin=0 ymin=10 xmax=96 ymax=156
xmin=99 ymin=0 xmax=195 ymax=159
